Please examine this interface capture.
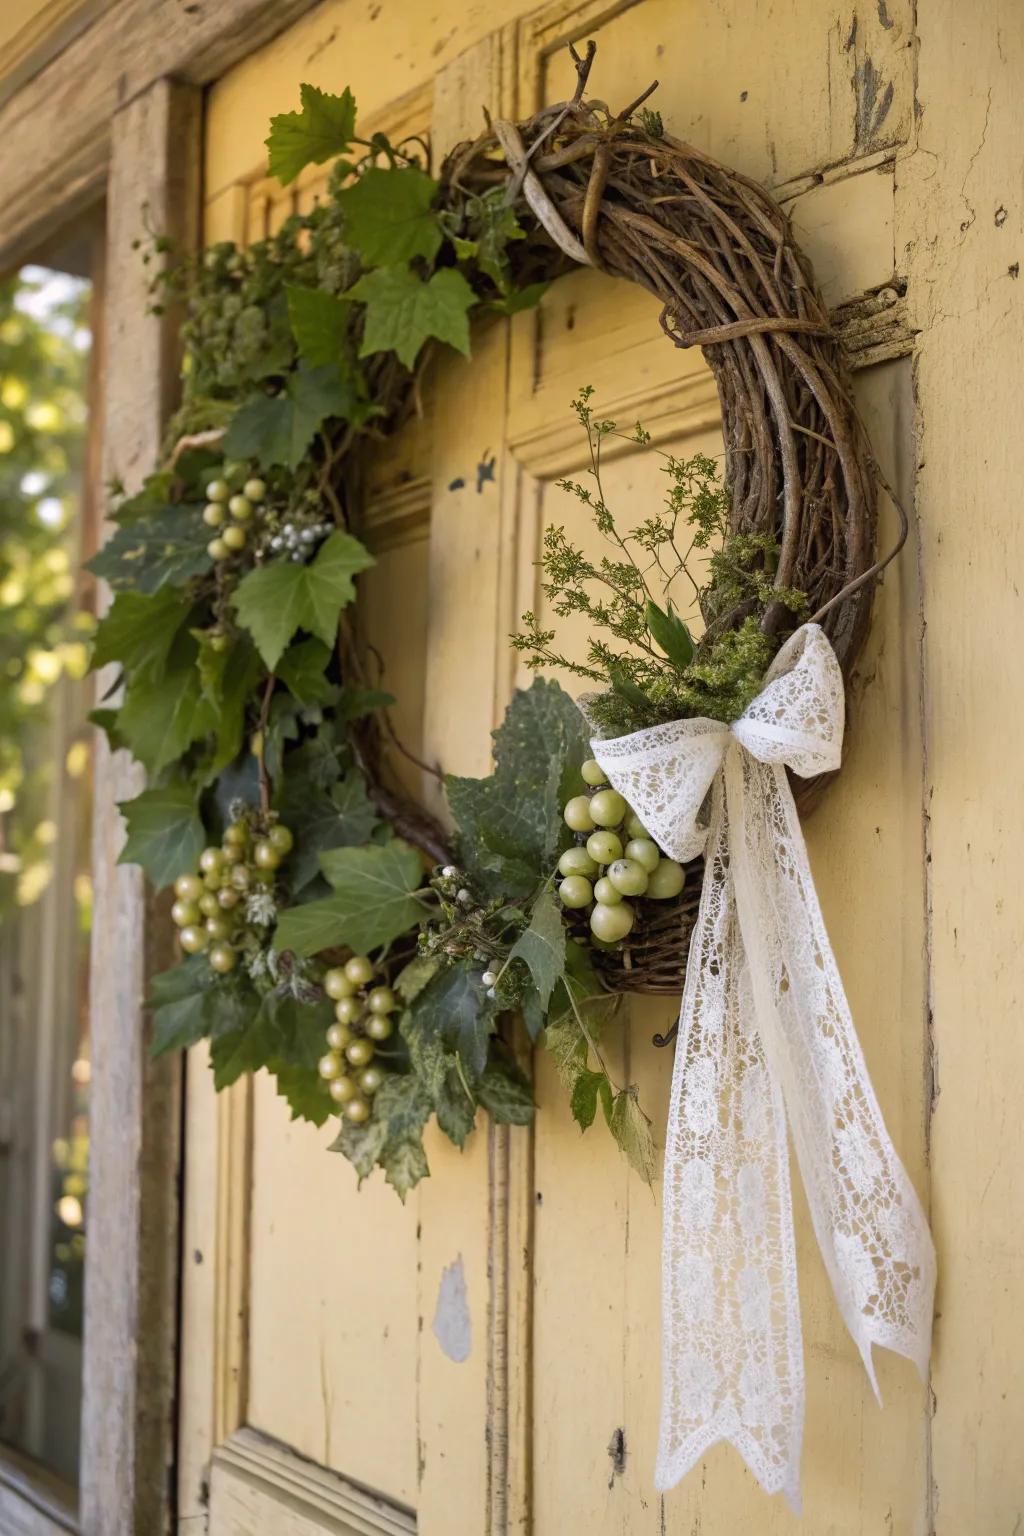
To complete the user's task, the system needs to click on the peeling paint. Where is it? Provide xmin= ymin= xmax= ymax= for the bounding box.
xmin=432 ymin=1254 xmax=471 ymax=1362
xmin=854 ymin=56 xmax=895 ymax=147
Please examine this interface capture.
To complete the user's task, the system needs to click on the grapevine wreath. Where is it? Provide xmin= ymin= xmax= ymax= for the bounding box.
xmin=90 ymin=46 xmax=907 ymax=1196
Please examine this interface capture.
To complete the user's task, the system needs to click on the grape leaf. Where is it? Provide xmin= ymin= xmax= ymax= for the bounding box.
xmin=231 ymin=529 xmax=374 ymax=670
xmin=273 ymin=838 xmax=426 ymax=956
xmin=570 ymin=1068 xmax=613 ymax=1132
xmin=86 ymin=504 xmax=212 ymax=594
xmin=329 ymin=1110 xmax=390 ymax=1181
xmin=609 ymin=1088 xmax=657 ymax=1186
xmin=117 ymin=658 xmax=219 ymax=776
xmin=272 ymin=1064 xmax=333 ymax=1127
xmin=380 ymin=1135 xmax=430 ymax=1199
xmin=274 ymin=636 xmax=336 ymax=706
xmin=476 ymin=1057 xmax=535 ymax=1126
xmin=201 ymin=637 xmax=263 ymax=775
xmin=266 ymin=84 xmax=357 ymax=186
xmin=223 ymin=364 xmax=367 ymax=471
xmin=276 ymin=767 xmax=378 ymax=892
xmin=432 ymin=1066 xmax=477 ymax=1148
xmin=147 ymin=955 xmax=219 ymax=1055
xmin=285 ymin=285 xmax=353 ymax=368
xmin=91 ymin=587 xmax=191 ymax=678
xmin=408 ymin=963 xmax=496 ymax=1081
xmin=349 ymin=265 xmax=474 ymax=369
xmin=209 ymin=1020 xmax=274 ymax=1090
xmin=507 ymin=887 xmax=565 ymax=1012
xmin=337 ymin=166 xmax=442 ymax=265
xmin=117 ymin=782 xmax=206 ymax=890
xmin=329 ymin=1071 xmax=433 ymax=1196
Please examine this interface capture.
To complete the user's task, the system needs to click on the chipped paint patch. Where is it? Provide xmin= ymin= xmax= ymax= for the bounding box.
xmin=432 ymin=1254 xmax=471 ymax=1362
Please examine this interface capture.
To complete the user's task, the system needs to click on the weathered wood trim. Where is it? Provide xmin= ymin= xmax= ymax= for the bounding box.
xmin=0 ymin=0 xmax=323 ymax=271
xmin=79 ymin=78 xmax=202 ymax=1536
xmin=0 ymin=1445 xmax=77 ymax=1535
xmin=208 ymin=1428 xmax=416 ymax=1536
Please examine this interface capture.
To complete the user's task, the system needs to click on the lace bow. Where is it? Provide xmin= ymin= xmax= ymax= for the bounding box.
xmin=590 ymin=623 xmax=935 ymax=1511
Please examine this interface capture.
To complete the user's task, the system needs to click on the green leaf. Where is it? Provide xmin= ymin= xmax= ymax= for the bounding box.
xmin=380 ymin=1135 xmax=430 ymax=1199
xmin=609 ymin=1088 xmax=657 ymax=1185
xmin=274 ymin=838 xmax=426 ymax=956
xmin=272 ymin=1064 xmax=333 ymax=1127
xmin=224 ymin=364 xmax=368 ymax=472
xmin=231 ymin=529 xmax=374 ymax=670
xmin=86 ymin=504 xmax=212 ymax=594
xmin=117 ymin=782 xmax=206 ymax=890
xmin=147 ymin=955 xmax=219 ymax=1055
xmin=198 ymin=636 xmax=263 ymax=775
xmin=118 ymin=657 xmax=218 ymax=776
xmin=469 ymin=193 xmax=525 ymax=286
xmin=285 ymin=285 xmax=353 ymax=368
xmin=330 ymin=1071 xmax=433 ymax=1198
xmin=489 ymin=281 xmax=549 ymax=316
xmin=432 ymin=1065 xmax=477 ymax=1148
xmin=91 ymin=587 xmax=190 ymax=678
xmin=275 ymin=637 xmax=336 ymax=705
xmin=329 ymin=1111 xmax=390 ymax=1181
xmin=338 ymin=166 xmax=442 ymax=265
xmin=209 ymin=1021 xmax=273 ymax=1090
xmin=350 ymin=265 xmax=474 ymax=369
xmin=507 ymin=887 xmax=565 ymax=1012
xmin=409 ymin=963 xmax=496 ymax=1080
xmin=395 ymin=953 xmax=441 ymax=1002
xmin=476 ymin=1057 xmax=535 ymax=1126
xmin=570 ymin=1068 xmax=613 ymax=1132
xmin=276 ymin=767 xmax=378 ymax=892
xmin=267 ymin=83 xmax=357 ymax=186
xmin=644 ymin=598 xmax=695 ymax=671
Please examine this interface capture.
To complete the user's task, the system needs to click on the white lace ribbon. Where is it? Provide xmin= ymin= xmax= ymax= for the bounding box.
xmin=590 ymin=623 xmax=935 ymax=1512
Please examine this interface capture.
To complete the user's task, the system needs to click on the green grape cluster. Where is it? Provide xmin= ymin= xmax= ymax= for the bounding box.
xmin=170 ymin=816 xmax=294 ymax=972
xmin=318 ymin=954 xmax=397 ymax=1124
xmin=202 ymin=464 xmax=268 ymax=565
xmin=558 ymin=759 xmax=685 ymax=943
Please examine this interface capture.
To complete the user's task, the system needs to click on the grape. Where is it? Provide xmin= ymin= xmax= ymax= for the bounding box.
xmin=366 ymin=1014 xmax=393 ymax=1041
xmin=593 ymin=877 xmax=623 ymax=906
xmin=206 ymin=478 xmax=229 ymax=502
xmin=345 ymin=1038 xmax=375 ymax=1068
xmin=208 ymin=942 xmax=237 ymax=974
xmin=222 ymin=524 xmax=246 ymax=552
xmin=333 ymin=997 xmax=360 ymax=1025
xmin=645 ymin=859 xmax=686 ymax=899
xmin=563 ymin=795 xmax=596 ymax=833
xmin=222 ymin=843 xmax=245 ymax=865
xmin=207 ymin=537 xmax=228 ymax=560
xmin=343 ymin=1096 xmax=371 ymax=1124
xmin=243 ymin=478 xmax=266 ymax=501
xmin=179 ymin=925 xmax=207 ymax=954
xmin=174 ymin=873 xmax=203 ymax=902
xmin=588 ymin=789 xmax=627 ymax=827
xmin=607 ymin=858 xmax=649 ymax=897
xmin=359 ymin=1066 xmax=384 ymax=1095
xmin=230 ymin=864 xmax=251 ymax=891
xmin=171 ymin=898 xmax=200 ymax=928
xmin=624 ymin=810 xmax=649 ymax=840
xmin=324 ymin=967 xmax=356 ymax=1001
xmin=344 ymin=955 xmax=375 ymax=986
xmin=202 ymin=503 xmax=226 ymax=527
xmin=329 ymin=1075 xmax=358 ymax=1104
xmin=590 ymin=901 xmax=635 ymax=942
xmin=558 ymin=846 xmax=599 ymax=879
xmin=268 ymin=823 xmax=294 ymax=853
xmin=199 ymin=847 xmax=224 ymax=874
xmin=580 ymin=758 xmax=608 ymax=787
xmin=367 ymin=986 xmax=396 ymax=1015
xmin=625 ymin=837 xmax=660 ymax=873
xmin=198 ymin=892 xmax=220 ymax=917
xmin=586 ymin=830 xmax=623 ymax=865
xmin=253 ymin=840 xmax=280 ymax=871
xmin=223 ymin=822 xmax=249 ymax=847
xmin=217 ymin=887 xmax=240 ymax=910
xmin=326 ymin=1022 xmax=353 ymax=1051
xmin=228 ymin=494 xmax=253 ymax=521
xmin=558 ymin=875 xmax=593 ymax=909
xmin=318 ymin=1051 xmax=344 ymax=1081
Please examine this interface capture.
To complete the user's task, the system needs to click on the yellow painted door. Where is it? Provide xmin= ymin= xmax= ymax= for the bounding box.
xmin=179 ymin=4 xmax=930 ymax=1534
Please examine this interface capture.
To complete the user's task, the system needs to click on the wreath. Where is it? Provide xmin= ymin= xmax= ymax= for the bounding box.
xmin=90 ymin=47 xmax=902 ymax=1197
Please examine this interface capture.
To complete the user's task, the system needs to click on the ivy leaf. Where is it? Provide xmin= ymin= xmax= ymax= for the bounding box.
xmin=147 ymin=955 xmax=219 ymax=1055
xmin=231 ymin=529 xmax=374 ymax=670
xmin=117 ymin=782 xmax=205 ymax=890
xmin=224 ymin=364 xmax=367 ymax=471
xmin=645 ymin=598 xmax=695 ymax=671
xmin=90 ymin=587 xmax=190 ymax=678
xmin=329 ymin=1111 xmax=390 ymax=1181
xmin=118 ymin=657 xmax=219 ymax=776
xmin=276 ymin=767 xmax=378 ymax=892
xmin=409 ymin=963 xmax=496 ymax=1081
xmin=381 ymin=1135 xmax=430 ymax=1199
xmin=285 ymin=285 xmax=353 ymax=368
xmin=329 ymin=1071 xmax=433 ymax=1197
xmin=86 ymin=504 xmax=212 ymax=594
xmin=266 ymin=84 xmax=357 ymax=186
xmin=609 ymin=1088 xmax=657 ymax=1186
xmin=432 ymin=1066 xmax=477 ymax=1148
xmin=507 ymin=888 xmax=565 ymax=1012
xmin=349 ymin=265 xmax=474 ymax=369
xmin=274 ymin=838 xmax=426 ymax=956
xmin=275 ymin=637 xmax=336 ymax=706
xmin=395 ymin=953 xmax=441 ymax=1003
xmin=570 ymin=1068 xmax=614 ymax=1132
xmin=338 ymin=166 xmax=442 ymax=265
xmin=476 ymin=1057 xmax=535 ymax=1126
xmin=272 ymin=1064 xmax=333 ymax=1127
xmin=470 ymin=194 xmax=525 ymax=286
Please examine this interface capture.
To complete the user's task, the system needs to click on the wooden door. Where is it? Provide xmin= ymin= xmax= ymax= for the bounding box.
xmin=180 ymin=4 xmax=929 ymax=1533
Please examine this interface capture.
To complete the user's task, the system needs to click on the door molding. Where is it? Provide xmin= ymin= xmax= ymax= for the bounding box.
xmin=209 ymin=1429 xmax=416 ymax=1536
